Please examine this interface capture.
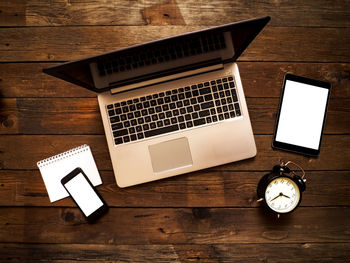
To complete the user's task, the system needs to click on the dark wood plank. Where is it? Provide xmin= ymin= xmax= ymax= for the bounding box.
xmin=1 ymin=243 xmax=350 ymax=263
xmin=1 ymin=170 xmax=349 ymax=207
xmin=0 ymin=63 xmax=95 ymax=98
xmin=0 ymin=135 xmax=349 ymax=171
xmin=1 ymin=63 xmax=349 ymax=98
xmin=1 ymin=97 xmax=348 ymax=135
xmin=1 ymin=27 xmax=349 ymax=62
xmin=0 ymin=207 xmax=349 ymax=244
xmin=1 ymin=0 xmax=349 ymax=27
xmin=0 ymin=98 xmax=18 ymax=134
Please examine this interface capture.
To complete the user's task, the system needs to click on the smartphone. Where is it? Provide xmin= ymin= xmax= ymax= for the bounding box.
xmin=61 ymin=167 xmax=108 ymax=222
xmin=272 ymin=74 xmax=331 ymax=156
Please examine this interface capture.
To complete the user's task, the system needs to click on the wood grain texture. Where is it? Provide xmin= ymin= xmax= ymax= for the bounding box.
xmin=1 ymin=170 xmax=349 ymax=207
xmin=1 ymin=62 xmax=349 ymax=98
xmin=1 ymin=0 xmax=349 ymax=27
xmin=0 ymin=135 xmax=349 ymax=170
xmin=1 ymin=243 xmax=350 ymax=263
xmin=1 ymin=1 xmax=350 ymax=262
xmin=0 ymin=207 xmax=349 ymax=244
xmin=1 ymin=27 xmax=349 ymax=62
xmin=0 ymin=97 xmax=349 ymax=135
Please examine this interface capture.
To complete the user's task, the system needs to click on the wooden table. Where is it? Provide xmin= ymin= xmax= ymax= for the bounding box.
xmin=1 ymin=0 xmax=350 ymax=262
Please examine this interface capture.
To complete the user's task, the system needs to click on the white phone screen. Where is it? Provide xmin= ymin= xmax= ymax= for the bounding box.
xmin=275 ymin=80 xmax=329 ymax=150
xmin=64 ymin=173 xmax=104 ymax=216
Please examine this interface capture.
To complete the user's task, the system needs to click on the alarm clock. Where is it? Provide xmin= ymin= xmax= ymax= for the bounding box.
xmin=257 ymin=161 xmax=306 ymax=214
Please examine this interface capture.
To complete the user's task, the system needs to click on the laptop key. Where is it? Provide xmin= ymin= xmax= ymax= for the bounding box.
xmin=136 ymin=103 xmax=143 ymax=110
xmin=112 ymin=123 xmax=123 ymax=130
xmin=194 ymin=118 xmax=206 ymax=126
xmin=145 ymin=124 xmax=179 ymax=138
xmin=114 ymin=137 xmax=123 ymax=145
xmin=204 ymin=94 xmax=213 ymax=101
xmin=114 ymin=129 xmax=128 ymax=137
xmin=124 ymin=121 xmax=130 ymax=128
xmin=150 ymin=122 xmax=156 ymax=129
xmin=199 ymin=87 xmax=211 ymax=95
xmin=130 ymin=134 xmax=137 ymax=141
xmin=108 ymin=109 xmax=115 ymax=116
xmin=231 ymin=89 xmax=238 ymax=102
xmin=199 ymin=110 xmax=210 ymax=118
xmin=171 ymin=117 xmax=177 ymax=124
xmin=110 ymin=116 xmax=119 ymax=123
xmin=200 ymin=101 xmax=214 ymax=109
xmin=186 ymin=121 xmax=193 ymax=128
xmin=185 ymin=92 xmax=192 ymax=98
xmin=130 ymin=105 xmax=136 ymax=111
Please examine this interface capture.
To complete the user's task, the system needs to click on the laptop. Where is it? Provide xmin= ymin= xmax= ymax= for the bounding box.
xmin=43 ymin=16 xmax=270 ymax=187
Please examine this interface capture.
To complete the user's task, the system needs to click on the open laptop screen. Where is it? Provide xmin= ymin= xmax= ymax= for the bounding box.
xmin=43 ymin=16 xmax=270 ymax=93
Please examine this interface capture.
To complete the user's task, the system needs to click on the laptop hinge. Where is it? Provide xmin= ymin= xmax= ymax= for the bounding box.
xmin=110 ymin=59 xmax=223 ymax=95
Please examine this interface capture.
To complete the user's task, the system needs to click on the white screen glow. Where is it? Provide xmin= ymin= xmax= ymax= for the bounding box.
xmin=275 ymin=80 xmax=329 ymax=150
xmin=65 ymin=173 xmax=103 ymax=216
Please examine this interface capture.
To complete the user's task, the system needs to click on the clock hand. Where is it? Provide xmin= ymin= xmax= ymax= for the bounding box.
xmin=270 ymin=193 xmax=283 ymax=202
xmin=281 ymin=193 xmax=290 ymax=199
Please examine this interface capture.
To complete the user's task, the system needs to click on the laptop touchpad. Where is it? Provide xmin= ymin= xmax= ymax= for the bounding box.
xmin=149 ymin=137 xmax=193 ymax=173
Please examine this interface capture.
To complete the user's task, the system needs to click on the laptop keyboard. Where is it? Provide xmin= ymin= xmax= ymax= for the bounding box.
xmin=107 ymin=76 xmax=241 ymax=145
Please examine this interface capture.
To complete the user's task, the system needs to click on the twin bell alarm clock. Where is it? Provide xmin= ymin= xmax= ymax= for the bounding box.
xmin=257 ymin=161 xmax=306 ymax=215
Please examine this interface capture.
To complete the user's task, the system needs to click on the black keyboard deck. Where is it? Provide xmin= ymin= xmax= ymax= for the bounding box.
xmin=107 ymin=76 xmax=241 ymax=145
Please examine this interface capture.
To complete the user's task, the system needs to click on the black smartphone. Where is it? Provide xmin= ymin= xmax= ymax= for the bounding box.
xmin=61 ymin=167 xmax=108 ymax=222
xmin=272 ymin=74 xmax=331 ymax=156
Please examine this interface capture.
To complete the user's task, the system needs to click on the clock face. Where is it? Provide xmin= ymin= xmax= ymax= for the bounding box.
xmin=265 ymin=177 xmax=301 ymax=213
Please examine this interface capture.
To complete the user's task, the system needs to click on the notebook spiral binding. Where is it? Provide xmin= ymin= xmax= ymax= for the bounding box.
xmin=37 ymin=144 xmax=89 ymax=167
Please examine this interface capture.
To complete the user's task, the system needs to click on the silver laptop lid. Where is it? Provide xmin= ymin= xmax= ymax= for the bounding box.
xmin=42 ymin=16 xmax=270 ymax=93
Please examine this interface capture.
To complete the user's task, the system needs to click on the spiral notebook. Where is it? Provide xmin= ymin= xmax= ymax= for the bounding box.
xmin=37 ymin=144 xmax=102 ymax=203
